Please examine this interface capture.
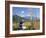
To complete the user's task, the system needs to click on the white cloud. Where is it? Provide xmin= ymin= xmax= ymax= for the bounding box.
xmin=21 ymin=11 xmax=24 ymax=14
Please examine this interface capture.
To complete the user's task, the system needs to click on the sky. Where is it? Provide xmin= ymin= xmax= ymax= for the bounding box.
xmin=13 ymin=7 xmax=40 ymax=18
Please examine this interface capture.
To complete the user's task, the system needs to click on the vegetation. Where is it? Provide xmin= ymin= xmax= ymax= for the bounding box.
xmin=13 ymin=15 xmax=40 ymax=30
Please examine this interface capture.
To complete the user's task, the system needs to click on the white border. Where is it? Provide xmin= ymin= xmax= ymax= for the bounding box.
xmin=10 ymin=4 xmax=43 ymax=34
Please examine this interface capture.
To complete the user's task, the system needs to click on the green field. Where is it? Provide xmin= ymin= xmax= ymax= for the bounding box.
xmin=13 ymin=21 xmax=40 ymax=30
